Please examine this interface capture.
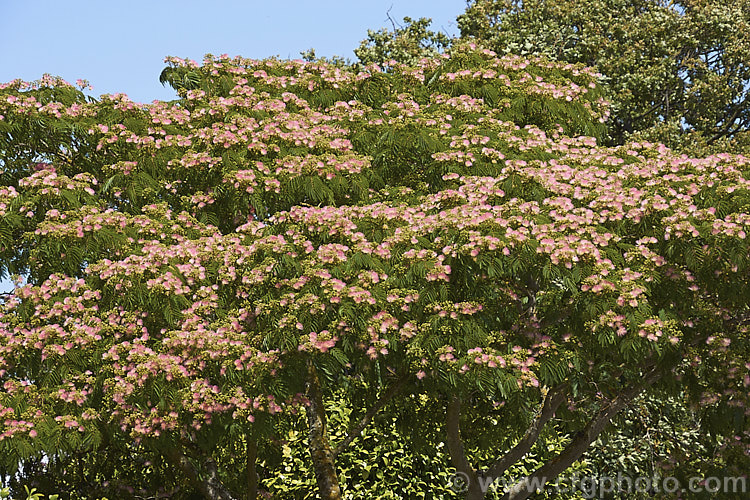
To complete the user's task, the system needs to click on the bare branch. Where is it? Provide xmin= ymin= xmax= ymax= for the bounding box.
xmin=385 ymin=4 xmax=398 ymax=32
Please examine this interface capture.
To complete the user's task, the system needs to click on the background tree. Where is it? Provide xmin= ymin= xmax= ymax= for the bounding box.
xmin=457 ymin=0 xmax=750 ymax=153
xmin=355 ymin=1 xmax=750 ymax=155
xmin=354 ymin=14 xmax=452 ymax=67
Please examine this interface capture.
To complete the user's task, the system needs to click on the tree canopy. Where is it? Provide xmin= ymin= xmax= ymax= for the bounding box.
xmin=0 ymin=43 xmax=748 ymax=500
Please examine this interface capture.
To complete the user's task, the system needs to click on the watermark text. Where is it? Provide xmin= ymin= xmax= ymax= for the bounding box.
xmin=447 ymin=471 xmax=747 ymax=498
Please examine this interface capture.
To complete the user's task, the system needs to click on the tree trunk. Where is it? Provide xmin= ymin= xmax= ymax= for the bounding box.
xmin=306 ymin=359 xmax=342 ymax=500
xmin=445 ymin=396 xmax=486 ymax=500
xmin=246 ymin=438 xmax=258 ymax=500
xmin=464 ymin=476 xmax=488 ymax=500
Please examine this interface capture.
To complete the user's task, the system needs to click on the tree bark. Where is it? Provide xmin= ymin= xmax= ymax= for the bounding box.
xmin=306 ymin=359 xmax=342 ymax=500
xmin=246 ymin=438 xmax=258 ymax=500
xmin=501 ymin=368 xmax=662 ymax=500
xmin=164 ymin=445 xmax=237 ymax=500
xmin=484 ymin=383 xmax=568 ymax=481
xmin=445 ymin=396 xmax=486 ymax=500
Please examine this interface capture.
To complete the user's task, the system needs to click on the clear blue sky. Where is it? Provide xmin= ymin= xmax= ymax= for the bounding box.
xmin=0 ymin=0 xmax=465 ymax=103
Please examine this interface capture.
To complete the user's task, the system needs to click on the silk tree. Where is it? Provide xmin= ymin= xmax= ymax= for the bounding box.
xmin=0 ymin=44 xmax=747 ymax=499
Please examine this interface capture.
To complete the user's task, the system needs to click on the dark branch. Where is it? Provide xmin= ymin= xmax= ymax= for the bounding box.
xmin=163 ymin=444 xmax=237 ymax=500
xmin=385 ymin=4 xmax=398 ymax=32
xmin=501 ymin=367 xmax=662 ymax=500
xmin=332 ymin=374 xmax=409 ymax=457
xmin=708 ymin=105 xmax=745 ymax=144
xmin=246 ymin=438 xmax=258 ymax=500
xmin=446 ymin=396 xmax=479 ymax=484
xmin=483 ymin=383 xmax=569 ymax=480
